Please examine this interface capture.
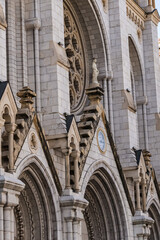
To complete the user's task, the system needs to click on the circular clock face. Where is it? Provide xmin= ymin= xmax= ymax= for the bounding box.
xmin=97 ymin=129 xmax=106 ymax=153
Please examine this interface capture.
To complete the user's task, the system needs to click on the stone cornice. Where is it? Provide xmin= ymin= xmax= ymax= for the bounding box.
xmin=126 ymin=0 xmax=146 ymax=30
xmin=146 ymin=9 xmax=160 ymax=26
xmin=126 ymin=0 xmax=160 ymax=29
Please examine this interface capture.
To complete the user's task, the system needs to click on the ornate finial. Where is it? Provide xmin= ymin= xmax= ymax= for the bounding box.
xmin=142 ymin=150 xmax=152 ymax=167
xmin=17 ymin=87 xmax=36 ymax=111
xmin=0 ymin=4 xmax=7 ymax=30
xmin=91 ymin=58 xmax=99 ymax=87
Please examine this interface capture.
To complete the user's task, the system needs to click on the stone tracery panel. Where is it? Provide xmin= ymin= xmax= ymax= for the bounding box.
xmin=64 ymin=3 xmax=85 ymax=112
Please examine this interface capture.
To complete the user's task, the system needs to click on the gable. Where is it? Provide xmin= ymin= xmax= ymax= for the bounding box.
xmin=0 ymin=82 xmax=17 ymax=121
xmin=14 ymin=117 xmax=62 ymax=195
xmin=81 ymin=113 xmax=135 ymax=215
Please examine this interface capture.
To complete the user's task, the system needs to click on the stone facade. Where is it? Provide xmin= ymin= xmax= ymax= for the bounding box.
xmin=0 ymin=0 xmax=160 ymax=239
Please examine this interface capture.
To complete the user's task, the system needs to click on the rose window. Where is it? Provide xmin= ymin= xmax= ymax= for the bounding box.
xmin=64 ymin=4 xmax=85 ymax=112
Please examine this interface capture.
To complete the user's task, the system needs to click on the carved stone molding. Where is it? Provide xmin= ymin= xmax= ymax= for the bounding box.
xmin=126 ymin=0 xmax=160 ymax=29
xmin=21 ymin=190 xmax=35 ymax=240
xmin=0 ymin=4 xmax=7 ymax=30
xmin=22 ymin=172 xmax=45 ymax=240
xmin=126 ymin=0 xmax=146 ymax=30
xmin=15 ymin=205 xmax=25 ymax=240
xmin=84 ymin=190 xmax=103 ymax=240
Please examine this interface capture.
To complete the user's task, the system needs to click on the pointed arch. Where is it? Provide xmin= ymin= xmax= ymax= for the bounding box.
xmin=128 ymin=36 xmax=147 ymax=149
xmin=148 ymin=201 xmax=160 ymax=240
xmin=81 ymin=161 xmax=130 ymax=240
xmin=15 ymin=156 xmax=62 ymax=240
xmin=147 ymin=199 xmax=160 ymax=240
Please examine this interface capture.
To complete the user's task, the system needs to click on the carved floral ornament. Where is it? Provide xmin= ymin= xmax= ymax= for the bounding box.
xmin=64 ymin=3 xmax=86 ymax=112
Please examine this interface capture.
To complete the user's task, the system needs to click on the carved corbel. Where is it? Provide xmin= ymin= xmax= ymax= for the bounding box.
xmin=25 ymin=18 xmax=41 ymax=30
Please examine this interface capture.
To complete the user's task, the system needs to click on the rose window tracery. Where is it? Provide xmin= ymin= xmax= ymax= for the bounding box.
xmin=64 ymin=3 xmax=85 ymax=112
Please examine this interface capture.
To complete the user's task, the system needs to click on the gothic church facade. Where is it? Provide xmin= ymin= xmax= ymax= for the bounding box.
xmin=0 ymin=0 xmax=160 ymax=239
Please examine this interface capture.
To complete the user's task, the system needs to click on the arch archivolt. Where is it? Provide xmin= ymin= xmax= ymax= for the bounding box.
xmin=21 ymin=170 xmax=46 ymax=239
xmin=81 ymin=160 xmax=122 ymax=197
xmin=147 ymin=199 xmax=160 ymax=240
xmin=147 ymin=197 xmax=160 ymax=212
xmin=81 ymin=160 xmax=131 ymax=239
xmin=15 ymin=154 xmax=61 ymax=211
xmin=14 ymin=155 xmax=62 ymax=240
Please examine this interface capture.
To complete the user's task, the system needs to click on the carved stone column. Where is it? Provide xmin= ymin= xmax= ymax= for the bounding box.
xmin=141 ymin=177 xmax=146 ymax=213
xmin=0 ymin=119 xmax=5 ymax=168
xmin=135 ymin=179 xmax=141 ymax=211
xmin=71 ymin=150 xmax=80 ymax=193
xmin=62 ymin=148 xmax=72 ymax=192
xmin=0 ymin=203 xmax=4 ymax=239
xmin=6 ymin=123 xmax=17 ymax=172
xmin=4 ymin=206 xmax=12 ymax=240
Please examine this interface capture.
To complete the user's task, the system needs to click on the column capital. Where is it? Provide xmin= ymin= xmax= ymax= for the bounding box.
xmin=134 ymin=178 xmax=140 ymax=183
xmin=71 ymin=150 xmax=80 ymax=158
xmin=62 ymin=147 xmax=72 ymax=156
xmin=0 ymin=174 xmax=25 ymax=206
xmin=5 ymin=123 xmax=17 ymax=133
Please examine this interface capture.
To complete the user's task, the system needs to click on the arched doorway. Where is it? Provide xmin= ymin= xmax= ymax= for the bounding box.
xmin=148 ymin=203 xmax=160 ymax=240
xmin=14 ymin=162 xmax=57 ymax=240
xmin=83 ymin=168 xmax=127 ymax=240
